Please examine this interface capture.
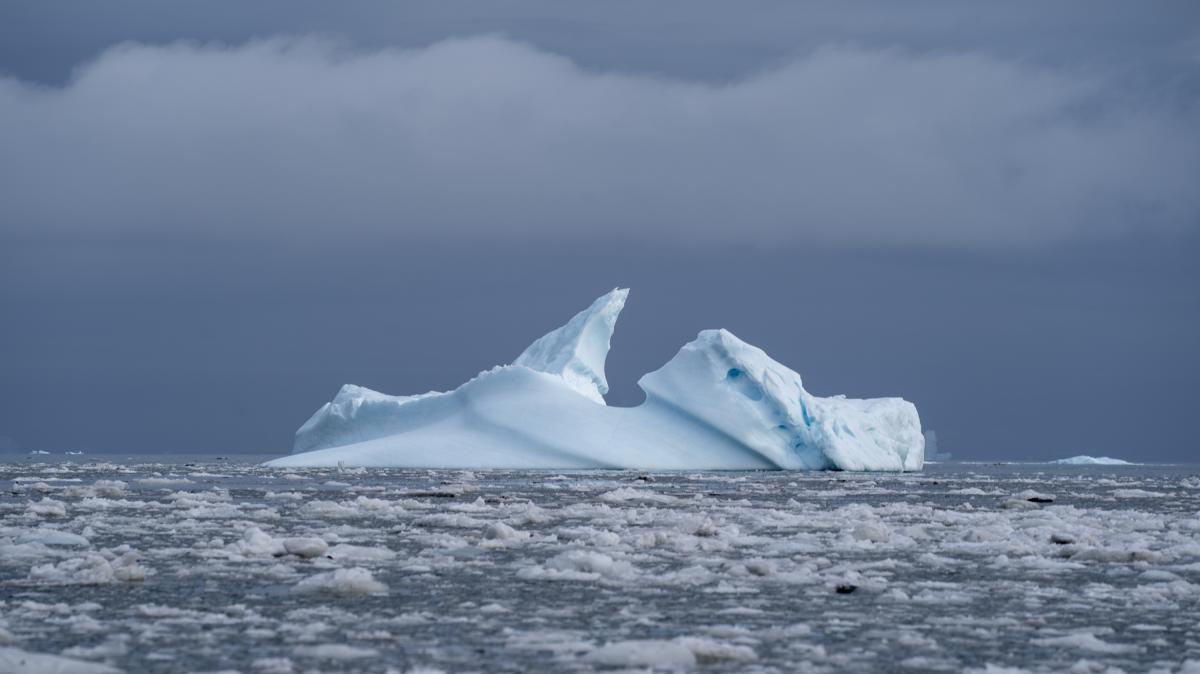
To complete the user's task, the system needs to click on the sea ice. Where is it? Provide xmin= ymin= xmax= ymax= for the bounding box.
xmin=583 ymin=637 xmax=756 ymax=668
xmin=293 ymin=644 xmax=380 ymax=660
xmin=266 ymin=289 xmax=923 ymax=471
xmin=28 ymin=551 xmax=149 ymax=585
xmin=2 ymin=458 xmax=1198 ymax=672
xmin=0 ymin=647 xmax=120 ymax=674
xmin=282 ymin=537 xmax=329 ymax=559
xmin=292 ymin=567 xmax=388 ymax=596
xmin=1031 ymin=632 xmax=1137 ymax=654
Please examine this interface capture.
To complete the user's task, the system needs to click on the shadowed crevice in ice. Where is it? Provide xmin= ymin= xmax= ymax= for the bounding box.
xmin=268 ymin=289 xmax=923 ymax=471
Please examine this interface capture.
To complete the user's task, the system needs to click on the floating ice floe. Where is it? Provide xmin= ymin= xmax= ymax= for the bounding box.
xmin=267 ymin=289 xmax=923 ymax=471
xmin=28 ymin=551 xmax=149 ymax=585
xmin=583 ymin=637 xmax=756 ymax=668
xmin=1053 ymin=456 xmax=1134 ymax=465
xmin=292 ymin=567 xmax=388 ymax=596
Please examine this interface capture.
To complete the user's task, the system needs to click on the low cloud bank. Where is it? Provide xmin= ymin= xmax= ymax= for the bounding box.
xmin=1 ymin=36 xmax=1196 ymax=245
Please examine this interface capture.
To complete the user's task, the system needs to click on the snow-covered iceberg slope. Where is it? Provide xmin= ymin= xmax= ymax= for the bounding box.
xmin=267 ymin=289 xmax=923 ymax=471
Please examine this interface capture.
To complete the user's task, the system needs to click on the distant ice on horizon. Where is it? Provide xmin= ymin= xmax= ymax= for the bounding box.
xmin=266 ymin=289 xmax=923 ymax=471
xmin=1053 ymin=456 xmax=1134 ymax=465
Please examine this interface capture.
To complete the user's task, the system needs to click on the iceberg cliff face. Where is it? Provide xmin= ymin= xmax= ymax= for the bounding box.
xmin=267 ymin=289 xmax=923 ymax=471
xmin=638 ymin=329 xmax=922 ymax=471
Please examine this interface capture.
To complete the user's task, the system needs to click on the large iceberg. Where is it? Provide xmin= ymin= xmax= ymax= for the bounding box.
xmin=267 ymin=289 xmax=923 ymax=471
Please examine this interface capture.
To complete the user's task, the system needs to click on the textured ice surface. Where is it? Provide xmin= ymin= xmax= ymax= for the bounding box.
xmin=271 ymin=289 xmax=924 ymax=471
xmin=2 ymin=457 xmax=1199 ymax=673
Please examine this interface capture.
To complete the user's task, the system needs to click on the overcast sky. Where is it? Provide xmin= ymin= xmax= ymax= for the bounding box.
xmin=1 ymin=1 xmax=1197 ymax=461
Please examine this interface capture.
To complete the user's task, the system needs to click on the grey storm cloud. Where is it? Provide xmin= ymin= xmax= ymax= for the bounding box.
xmin=1 ymin=35 xmax=1196 ymax=246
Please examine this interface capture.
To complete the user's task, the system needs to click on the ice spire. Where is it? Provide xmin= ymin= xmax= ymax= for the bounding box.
xmin=513 ymin=288 xmax=629 ymax=404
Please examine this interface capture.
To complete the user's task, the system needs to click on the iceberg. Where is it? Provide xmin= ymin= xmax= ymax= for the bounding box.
xmin=1052 ymin=456 xmax=1133 ymax=465
xmin=267 ymin=289 xmax=923 ymax=471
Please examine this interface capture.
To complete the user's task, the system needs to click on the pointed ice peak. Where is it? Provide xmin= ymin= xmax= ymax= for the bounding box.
xmin=513 ymin=288 xmax=629 ymax=404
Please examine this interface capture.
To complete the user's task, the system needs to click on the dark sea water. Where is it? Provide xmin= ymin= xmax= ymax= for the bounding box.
xmin=1 ymin=457 xmax=1198 ymax=673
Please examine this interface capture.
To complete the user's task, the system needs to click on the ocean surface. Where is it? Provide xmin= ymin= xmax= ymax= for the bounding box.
xmin=1 ymin=457 xmax=1197 ymax=673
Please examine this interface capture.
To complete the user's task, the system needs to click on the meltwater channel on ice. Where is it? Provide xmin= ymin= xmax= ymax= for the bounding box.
xmin=267 ymin=289 xmax=924 ymax=471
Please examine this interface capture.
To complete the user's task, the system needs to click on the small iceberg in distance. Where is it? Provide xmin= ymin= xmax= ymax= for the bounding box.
xmin=1052 ymin=456 xmax=1134 ymax=465
xmin=266 ymin=289 xmax=924 ymax=471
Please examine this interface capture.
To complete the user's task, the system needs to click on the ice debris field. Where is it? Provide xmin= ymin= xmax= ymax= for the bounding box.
xmin=2 ymin=459 xmax=1199 ymax=673
xmin=268 ymin=288 xmax=924 ymax=472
